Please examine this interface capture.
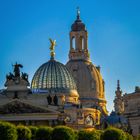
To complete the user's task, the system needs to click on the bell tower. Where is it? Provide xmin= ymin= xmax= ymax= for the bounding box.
xmin=69 ymin=8 xmax=90 ymax=61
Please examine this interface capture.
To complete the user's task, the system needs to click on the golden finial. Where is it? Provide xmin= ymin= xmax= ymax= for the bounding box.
xmin=49 ymin=38 xmax=56 ymax=59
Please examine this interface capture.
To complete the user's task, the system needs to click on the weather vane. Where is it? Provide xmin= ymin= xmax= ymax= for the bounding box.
xmin=49 ymin=38 xmax=56 ymax=59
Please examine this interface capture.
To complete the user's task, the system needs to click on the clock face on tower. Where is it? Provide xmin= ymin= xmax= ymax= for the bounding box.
xmin=85 ymin=115 xmax=94 ymax=126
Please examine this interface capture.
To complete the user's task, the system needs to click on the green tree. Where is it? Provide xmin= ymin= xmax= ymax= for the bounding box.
xmin=28 ymin=126 xmax=38 ymax=140
xmin=17 ymin=125 xmax=31 ymax=140
xmin=125 ymin=132 xmax=133 ymax=140
xmin=35 ymin=126 xmax=53 ymax=140
xmin=136 ymin=134 xmax=140 ymax=140
xmin=102 ymin=127 xmax=126 ymax=140
xmin=0 ymin=121 xmax=17 ymax=140
xmin=78 ymin=129 xmax=100 ymax=140
xmin=52 ymin=126 xmax=75 ymax=140
xmin=74 ymin=130 xmax=79 ymax=140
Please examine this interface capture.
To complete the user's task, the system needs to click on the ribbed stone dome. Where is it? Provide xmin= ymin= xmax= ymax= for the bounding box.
xmin=66 ymin=60 xmax=108 ymax=115
xmin=66 ymin=60 xmax=105 ymax=100
xmin=31 ymin=59 xmax=77 ymax=94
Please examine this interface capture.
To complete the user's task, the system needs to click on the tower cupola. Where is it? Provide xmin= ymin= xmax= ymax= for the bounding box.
xmin=71 ymin=8 xmax=86 ymax=32
xmin=69 ymin=8 xmax=90 ymax=61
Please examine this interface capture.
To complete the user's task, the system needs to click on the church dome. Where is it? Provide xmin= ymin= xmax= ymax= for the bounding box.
xmin=31 ymin=59 xmax=77 ymax=95
xmin=66 ymin=60 xmax=105 ymax=100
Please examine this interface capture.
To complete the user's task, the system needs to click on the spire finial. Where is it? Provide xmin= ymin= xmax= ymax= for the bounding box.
xmin=49 ymin=38 xmax=56 ymax=60
xmin=117 ymin=80 xmax=120 ymax=91
xmin=77 ymin=7 xmax=80 ymax=20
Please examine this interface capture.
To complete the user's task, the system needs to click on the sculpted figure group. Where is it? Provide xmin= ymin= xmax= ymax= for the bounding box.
xmin=6 ymin=63 xmax=29 ymax=82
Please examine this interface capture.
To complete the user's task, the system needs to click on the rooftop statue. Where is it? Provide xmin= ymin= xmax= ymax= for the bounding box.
xmin=21 ymin=72 xmax=28 ymax=81
xmin=5 ymin=63 xmax=29 ymax=87
xmin=49 ymin=38 xmax=56 ymax=51
xmin=13 ymin=63 xmax=23 ymax=77
xmin=49 ymin=38 xmax=56 ymax=59
xmin=6 ymin=72 xmax=14 ymax=81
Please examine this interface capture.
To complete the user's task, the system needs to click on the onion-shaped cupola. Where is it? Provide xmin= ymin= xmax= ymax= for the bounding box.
xmin=31 ymin=39 xmax=78 ymax=98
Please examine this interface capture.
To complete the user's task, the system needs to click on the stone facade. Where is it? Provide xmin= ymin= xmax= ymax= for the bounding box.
xmin=123 ymin=87 xmax=140 ymax=136
xmin=0 ymin=64 xmax=101 ymax=128
xmin=114 ymin=80 xmax=140 ymax=136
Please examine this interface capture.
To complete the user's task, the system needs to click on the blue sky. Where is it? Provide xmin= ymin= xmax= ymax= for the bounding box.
xmin=0 ymin=0 xmax=140 ymax=112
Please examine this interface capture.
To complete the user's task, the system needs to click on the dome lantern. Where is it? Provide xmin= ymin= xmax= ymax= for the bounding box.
xmin=69 ymin=8 xmax=90 ymax=61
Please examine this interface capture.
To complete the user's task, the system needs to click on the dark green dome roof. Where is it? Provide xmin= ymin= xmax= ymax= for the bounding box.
xmin=31 ymin=59 xmax=77 ymax=93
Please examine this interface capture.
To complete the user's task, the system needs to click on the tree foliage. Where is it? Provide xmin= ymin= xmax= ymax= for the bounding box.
xmin=28 ymin=126 xmax=38 ymax=140
xmin=0 ymin=121 xmax=17 ymax=140
xmin=136 ymin=134 xmax=140 ymax=140
xmin=52 ymin=126 xmax=75 ymax=140
xmin=0 ymin=121 xmax=137 ymax=140
xmin=35 ymin=126 xmax=53 ymax=140
xmin=17 ymin=125 xmax=31 ymax=140
xmin=102 ymin=127 xmax=126 ymax=140
xmin=125 ymin=132 xmax=133 ymax=140
xmin=78 ymin=129 xmax=101 ymax=140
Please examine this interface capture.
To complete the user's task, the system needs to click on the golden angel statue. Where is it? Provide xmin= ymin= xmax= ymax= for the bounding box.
xmin=49 ymin=38 xmax=56 ymax=51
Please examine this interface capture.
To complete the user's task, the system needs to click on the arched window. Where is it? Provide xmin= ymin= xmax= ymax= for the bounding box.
xmin=82 ymin=37 xmax=84 ymax=50
xmin=72 ymin=37 xmax=76 ymax=49
xmin=80 ymin=36 xmax=84 ymax=50
xmin=91 ymin=80 xmax=96 ymax=90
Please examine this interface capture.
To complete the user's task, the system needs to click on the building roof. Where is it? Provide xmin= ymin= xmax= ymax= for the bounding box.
xmin=71 ymin=8 xmax=86 ymax=32
xmin=31 ymin=59 xmax=77 ymax=94
xmin=103 ymin=111 xmax=128 ymax=125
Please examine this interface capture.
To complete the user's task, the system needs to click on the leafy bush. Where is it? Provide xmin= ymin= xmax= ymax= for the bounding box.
xmin=74 ymin=130 xmax=79 ymax=140
xmin=136 ymin=134 xmax=140 ymax=140
xmin=28 ymin=126 xmax=38 ymax=140
xmin=0 ymin=121 xmax=17 ymax=140
xmin=35 ymin=126 xmax=53 ymax=140
xmin=0 ymin=122 xmax=135 ymax=140
xmin=78 ymin=129 xmax=100 ymax=140
xmin=96 ymin=130 xmax=104 ymax=140
xmin=102 ymin=127 xmax=126 ymax=140
xmin=125 ymin=132 xmax=133 ymax=140
xmin=17 ymin=125 xmax=31 ymax=140
xmin=52 ymin=126 xmax=75 ymax=140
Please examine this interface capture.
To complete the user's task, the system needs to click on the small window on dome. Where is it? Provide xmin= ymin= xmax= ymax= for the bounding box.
xmin=91 ymin=80 xmax=96 ymax=90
